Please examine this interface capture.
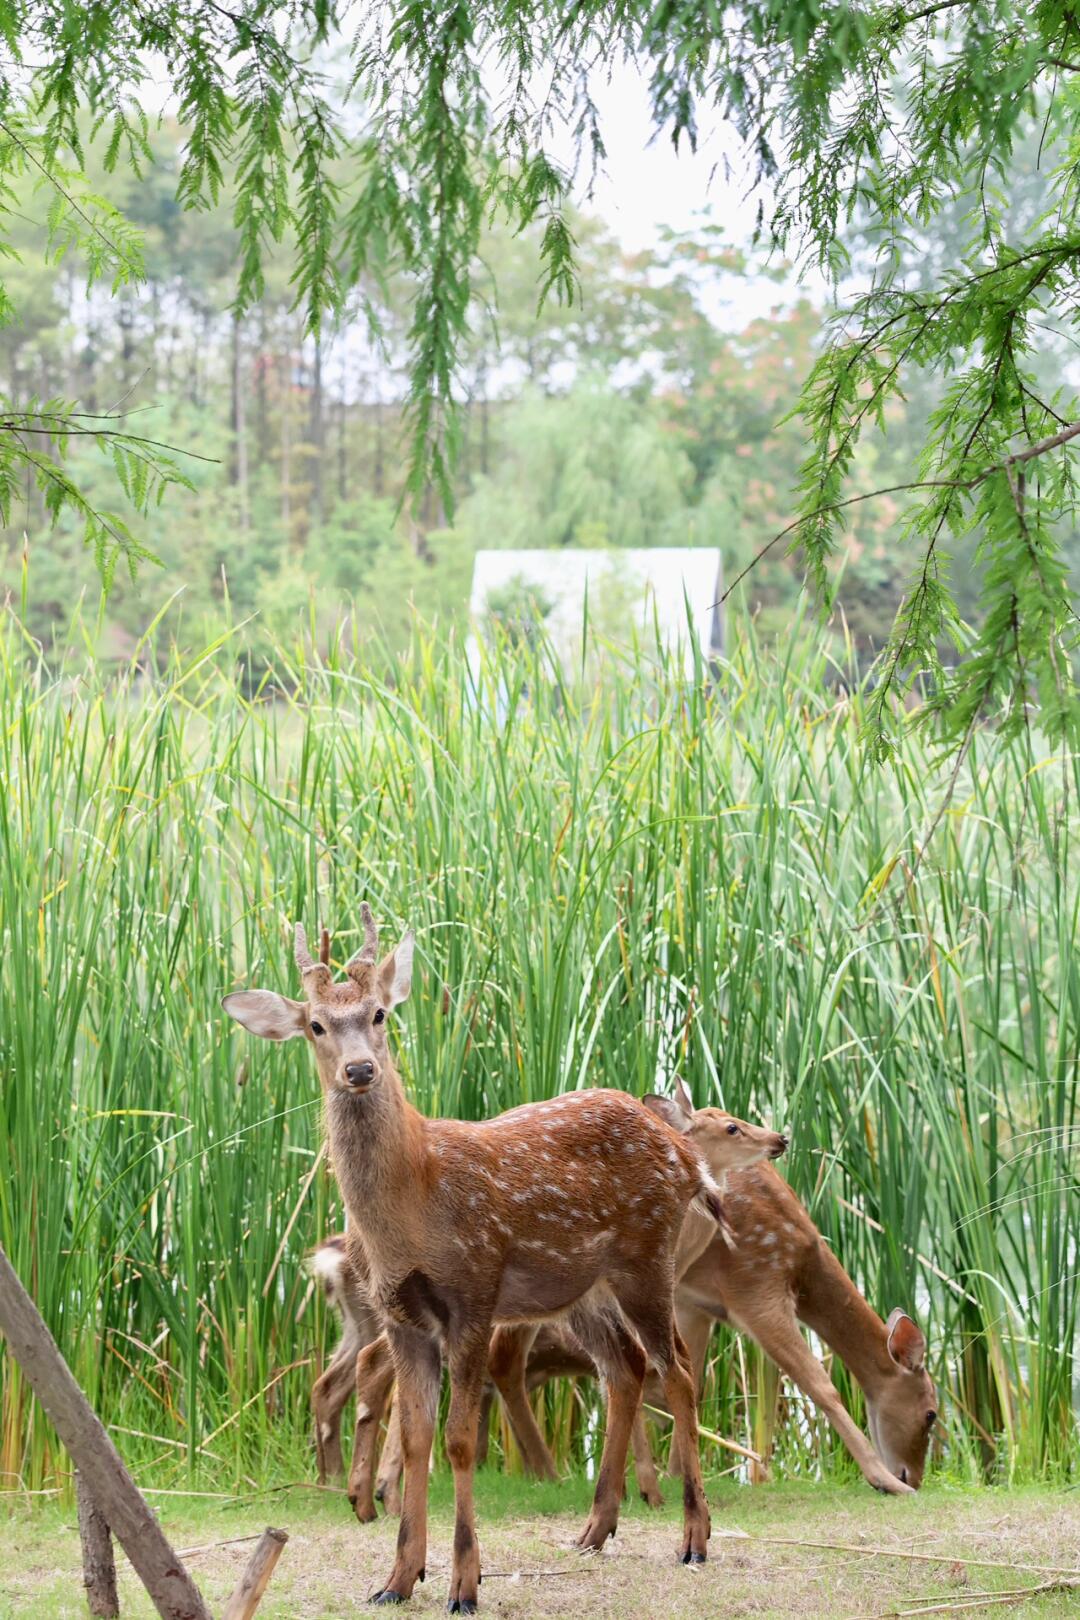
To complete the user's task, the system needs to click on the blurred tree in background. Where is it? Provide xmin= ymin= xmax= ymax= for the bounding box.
xmin=0 ymin=1 xmax=1077 ymax=744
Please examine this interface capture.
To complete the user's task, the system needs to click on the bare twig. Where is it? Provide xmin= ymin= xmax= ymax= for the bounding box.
xmin=854 ymin=1573 xmax=1080 ymax=1618
xmin=749 ymin=1534 xmax=1080 ymax=1579
xmin=713 ymin=421 xmax=1080 ymax=610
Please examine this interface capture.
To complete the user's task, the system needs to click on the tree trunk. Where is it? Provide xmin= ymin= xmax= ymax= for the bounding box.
xmin=309 ymin=334 xmax=324 ymax=524
xmin=280 ymin=353 xmax=291 ymax=543
xmin=230 ymin=312 xmax=250 ymax=530
xmin=0 ymin=1245 xmax=212 ymax=1620
xmin=337 ymin=354 xmax=348 ymax=503
xmin=256 ymin=304 xmax=270 ymax=466
xmin=77 ymin=1472 xmax=120 ymax=1618
xmin=373 ymin=395 xmax=384 ymax=497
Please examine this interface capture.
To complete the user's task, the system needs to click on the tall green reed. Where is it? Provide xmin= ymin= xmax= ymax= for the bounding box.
xmin=0 ymin=593 xmax=1076 ymax=1494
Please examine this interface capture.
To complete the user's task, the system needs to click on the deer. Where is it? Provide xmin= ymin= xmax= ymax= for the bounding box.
xmin=310 ymin=1083 xmax=788 ymax=1518
xmin=663 ymin=1158 xmax=935 ymax=1493
xmin=318 ymin=1089 xmax=928 ymax=1508
xmin=224 ymin=906 xmax=726 ymax=1613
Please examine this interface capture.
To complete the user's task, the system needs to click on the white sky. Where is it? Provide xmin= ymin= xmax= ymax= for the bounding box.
xmin=539 ymin=63 xmax=817 ymax=329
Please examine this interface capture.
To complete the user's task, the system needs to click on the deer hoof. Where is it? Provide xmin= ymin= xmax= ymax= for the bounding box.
xmin=641 ymin=1488 xmax=665 ymax=1509
xmin=369 ymin=1590 xmax=407 ymax=1605
xmin=681 ymin=1549 xmax=707 ymax=1565
xmin=447 ymin=1602 xmax=478 ymax=1614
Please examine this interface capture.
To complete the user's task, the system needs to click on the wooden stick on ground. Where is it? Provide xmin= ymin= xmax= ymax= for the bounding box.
xmin=221 ymin=1528 xmax=289 ymax=1620
xmin=749 ymin=1535 xmax=1080 ymax=1579
xmin=76 ymin=1471 xmax=119 ymax=1618
xmin=0 ymin=1242 xmax=213 ymax=1620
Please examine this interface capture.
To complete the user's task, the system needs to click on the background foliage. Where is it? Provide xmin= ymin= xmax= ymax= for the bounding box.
xmin=0 ymin=4 xmax=1078 ymax=750
xmin=1 ymin=596 xmax=1077 ymax=1495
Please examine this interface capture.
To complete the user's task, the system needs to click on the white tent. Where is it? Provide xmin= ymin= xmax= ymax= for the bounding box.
xmin=468 ymin=548 xmax=723 ymax=679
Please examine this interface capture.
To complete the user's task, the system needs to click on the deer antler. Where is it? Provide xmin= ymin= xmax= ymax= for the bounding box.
xmin=294 ymin=923 xmax=332 ymax=992
xmin=345 ymin=903 xmax=379 ymax=987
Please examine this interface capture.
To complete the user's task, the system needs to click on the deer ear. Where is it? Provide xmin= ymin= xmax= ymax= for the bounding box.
xmin=222 ymin=990 xmax=308 ymax=1041
xmin=641 ymin=1094 xmax=692 ymax=1133
xmin=885 ymin=1308 xmax=927 ymax=1373
xmin=673 ymin=1075 xmax=696 ymax=1120
xmin=378 ymin=932 xmax=414 ymax=1009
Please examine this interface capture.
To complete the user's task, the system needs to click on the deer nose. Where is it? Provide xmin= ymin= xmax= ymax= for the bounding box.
xmin=771 ymin=1134 xmax=789 ymax=1158
xmin=345 ymin=1061 xmax=375 ymax=1088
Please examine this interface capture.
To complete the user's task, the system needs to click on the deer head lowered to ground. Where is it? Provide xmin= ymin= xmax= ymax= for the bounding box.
xmin=224 ymin=905 xmax=727 ymax=1613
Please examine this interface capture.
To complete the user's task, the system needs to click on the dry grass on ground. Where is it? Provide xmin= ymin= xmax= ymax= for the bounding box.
xmin=1 ymin=1475 xmax=1078 ymax=1619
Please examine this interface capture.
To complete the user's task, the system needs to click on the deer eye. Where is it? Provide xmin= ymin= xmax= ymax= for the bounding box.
xmin=373 ymin=1008 xmax=385 ymax=1025
xmin=726 ymin=1122 xmax=739 ymax=1135
xmin=926 ymin=1410 xmax=937 ymax=1428
xmin=309 ymin=1020 xmax=325 ymax=1037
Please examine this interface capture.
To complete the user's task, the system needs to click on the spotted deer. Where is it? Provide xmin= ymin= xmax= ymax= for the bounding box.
xmin=312 ymin=1084 xmax=787 ymax=1517
xmin=665 ymin=1159 xmax=933 ymax=1492
xmin=320 ymin=1096 xmax=928 ymax=1507
xmin=224 ymin=907 xmax=725 ymax=1613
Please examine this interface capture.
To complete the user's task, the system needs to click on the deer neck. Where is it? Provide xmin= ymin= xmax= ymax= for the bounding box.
xmin=323 ymin=1065 xmax=427 ymax=1258
xmin=800 ymin=1238 xmax=896 ymax=1397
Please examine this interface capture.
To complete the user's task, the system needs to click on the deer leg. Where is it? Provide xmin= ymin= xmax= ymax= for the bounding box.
xmin=630 ymin=1406 xmax=664 ymax=1507
xmin=620 ymin=1291 xmax=711 ymax=1564
xmin=475 ymin=1384 xmax=494 ymax=1467
xmin=369 ymin=1325 xmax=442 ymax=1605
xmin=488 ymin=1324 xmax=559 ymax=1481
xmin=661 ymin=1329 xmax=711 ymax=1562
xmin=568 ymin=1305 xmax=646 ymax=1551
xmin=312 ymin=1344 xmax=357 ymax=1484
xmin=667 ymin=1302 xmax=713 ymax=1478
xmin=375 ymin=1393 xmax=404 ymax=1514
xmin=731 ymin=1302 xmax=913 ymax=1496
xmin=348 ymin=1334 xmax=396 ymax=1524
xmin=444 ymin=1330 xmax=491 ymax=1615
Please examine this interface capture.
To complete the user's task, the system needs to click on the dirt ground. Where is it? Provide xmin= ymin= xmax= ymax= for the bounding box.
xmin=1 ymin=1474 xmax=1078 ymax=1619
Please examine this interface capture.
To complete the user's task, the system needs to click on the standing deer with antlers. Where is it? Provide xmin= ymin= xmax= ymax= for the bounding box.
xmin=224 ymin=906 xmax=725 ymax=1612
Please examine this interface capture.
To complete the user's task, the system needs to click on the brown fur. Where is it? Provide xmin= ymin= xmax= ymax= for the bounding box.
xmin=311 ymin=1087 xmax=789 ymax=1514
xmin=224 ymin=910 xmax=723 ymax=1608
xmin=667 ymin=1161 xmax=934 ymax=1492
xmin=316 ymin=1165 xmax=933 ymax=1506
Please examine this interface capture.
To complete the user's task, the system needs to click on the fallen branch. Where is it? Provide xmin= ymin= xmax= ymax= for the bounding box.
xmin=175 ymin=1532 xmax=266 ymax=1560
xmin=642 ymin=1403 xmax=763 ymax=1465
xmin=749 ymin=1533 xmax=1080 ymax=1579
xmin=0 ymin=1243 xmax=213 ymax=1620
xmin=484 ymin=1568 xmax=596 ymax=1580
xmin=856 ymin=1573 xmax=1080 ymax=1618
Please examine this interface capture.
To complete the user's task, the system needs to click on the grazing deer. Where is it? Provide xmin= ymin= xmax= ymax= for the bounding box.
xmin=311 ymin=1083 xmax=788 ymax=1517
xmin=224 ymin=908 xmax=724 ymax=1612
xmin=665 ymin=1160 xmax=933 ymax=1492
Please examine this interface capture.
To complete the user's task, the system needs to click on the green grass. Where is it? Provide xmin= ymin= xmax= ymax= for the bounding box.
xmin=2 ymin=1475 xmax=1078 ymax=1618
xmin=0 ymin=582 xmax=1078 ymax=1500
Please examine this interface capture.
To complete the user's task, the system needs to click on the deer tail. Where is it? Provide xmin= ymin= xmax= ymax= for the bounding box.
xmin=307 ymin=1233 xmax=348 ymax=1307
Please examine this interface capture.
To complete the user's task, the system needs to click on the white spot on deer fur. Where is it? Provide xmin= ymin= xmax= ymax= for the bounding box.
xmin=762 ymin=1232 xmax=777 ymax=1247
xmin=321 ymin=1422 xmax=334 ymax=1441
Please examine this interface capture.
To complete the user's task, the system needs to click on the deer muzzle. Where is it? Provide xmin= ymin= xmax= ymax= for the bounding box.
xmin=344 ymin=1061 xmax=376 ymax=1090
